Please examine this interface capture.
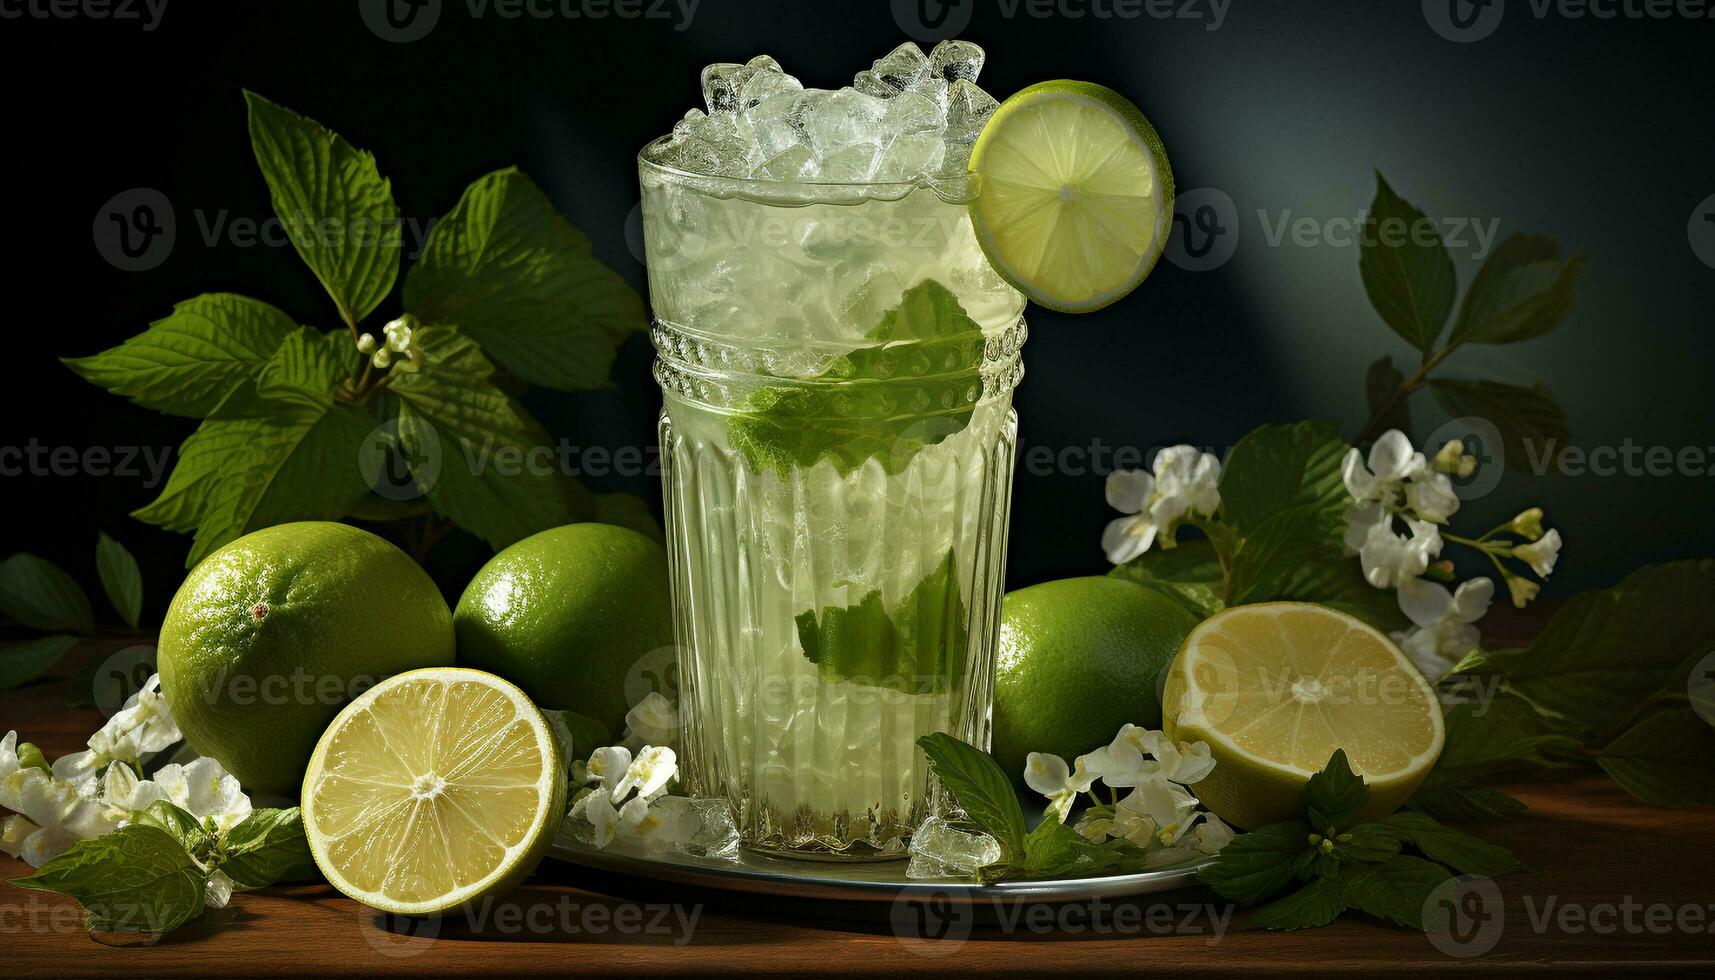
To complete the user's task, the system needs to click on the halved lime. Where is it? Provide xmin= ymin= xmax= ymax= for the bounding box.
xmin=1162 ymin=603 xmax=1444 ymax=830
xmin=301 ymin=667 xmax=567 ymax=915
xmin=967 ymin=80 xmax=1173 ymax=313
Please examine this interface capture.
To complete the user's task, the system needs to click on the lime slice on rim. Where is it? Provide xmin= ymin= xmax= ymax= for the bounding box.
xmin=1162 ymin=603 xmax=1445 ymax=830
xmin=967 ymin=80 xmax=1174 ymax=313
xmin=301 ymin=667 xmax=568 ymax=915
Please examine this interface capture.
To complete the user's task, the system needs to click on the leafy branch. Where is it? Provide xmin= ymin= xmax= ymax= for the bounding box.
xmin=0 ymin=534 xmax=149 ymax=692
xmin=65 ymin=92 xmax=650 ymax=567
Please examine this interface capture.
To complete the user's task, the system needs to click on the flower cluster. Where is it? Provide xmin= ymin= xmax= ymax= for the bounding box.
xmin=1024 ymin=724 xmax=1232 ymax=867
xmin=568 ymin=744 xmax=691 ymax=850
xmin=356 ymin=315 xmax=422 ymax=372
xmin=1101 ymin=446 xmax=1223 ymax=564
xmin=1 ymin=676 xmax=252 ymax=907
xmin=1343 ymin=430 xmax=1563 ymax=680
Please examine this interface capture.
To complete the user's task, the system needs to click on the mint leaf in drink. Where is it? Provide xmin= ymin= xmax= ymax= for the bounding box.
xmin=1595 ymin=708 xmax=1715 ymax=808
xmin=916 ymin=733 xmax=1028 ymax=863
xmin=0 ymin=553 xmax=94 ymax=634
xmin=244 ymin=92 xmax=400 ymax=327
xmin=796 ymin=550 xmax=967 ymax=693
xmin=1358 ymin=172 xmax=1455 ymax=354
xmin=1303 ymin=749 xmax=1368 ymax=831
xmin=95 ymin=533 xmax=144 ymax=631
xmin=12 ymin=825 xmax=206 ymax=934
xmin=1449 ymin=234 xmax=1585 ymax=346
xmin=219 ymin=807 xmax=318 ymax=889
xmin=728 ymin=279 xmax=986 ymax=476
xmin=1243 ymin=875 xmax=1347 ymax=931
xmin=389 ymin=324 xmax=595 ymax=550
xmin=62 ymin=293 xmax=298 ymax=419
xmin=1336 ymin=854 xmax=1450 ymax=930
xmin=1427 ymin=378 xmax=1567 ymax=476
xmin=133 ymin=800 xmax=214 ymax=857
xmin=1370 ymin=811 xmax=1525 ymax=877
xmin=404 ymin=167 xmax=644 ymax=393
xmin=1198 ymin=820 xmax=1313 ymax=906
xmin=0 ymin=635 xmax=79 ymax=691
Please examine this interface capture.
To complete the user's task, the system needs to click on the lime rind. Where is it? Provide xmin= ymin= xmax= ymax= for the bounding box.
xmin=968 ymin=80 xmax=1174 ymax=314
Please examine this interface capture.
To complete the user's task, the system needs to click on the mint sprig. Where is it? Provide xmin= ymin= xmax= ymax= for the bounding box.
xmin=797 ymin=550 xmax=968 ymax=693
xmin=12 ymin=802 xmax=315 ymax=936
xmin=1198 ymin=750 xmax=1524 ymax=932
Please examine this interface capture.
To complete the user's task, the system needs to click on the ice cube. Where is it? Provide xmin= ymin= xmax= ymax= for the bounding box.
xmin=853 ymin=70 xmax=896 ymax=100
xmin=929 ymin=40 xmax=985 ymax=83
xmin=874 ymin=132 xmax=944 ymax=181
xmin=804 ymin=89 xmax=886 ymax=155
xmin=819 ymin=143 xmax=880 ymax=182
xmin=906 ymin=814 xmax=1001 ymax=878
xmin=944 ymin=80 xmax=999 ymax=143
xmin=866 ymin=41 xmax=930 ymax=95
xmin=759 ymin=143 xmax=818 ymax=181
xmin=659 ymin=137 xmax=723 ymax=175
xmin=746 ymin=91 xmax=808 ymax=159
xmin=939 ymin=139 xmax=973 ymax=175
xmin=667 ymin=796 xmax=742 ymax=861
xmin=672 ymin=108 xmax=708 ymax=142
xmin=739 ymin=65 xmax=804 ymax=112
xmin=882 ymin=91 xmax=945 ymax=136
xmin=701 ymin=62 xmax=748 ymax=113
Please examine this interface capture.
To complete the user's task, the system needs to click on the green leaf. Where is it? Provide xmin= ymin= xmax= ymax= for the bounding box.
xmin=1453 ymin=561 xmax=1715 ymax=739
xmin=95 ymin=533 xmax=143 ymax=630
xmin=0 ymin=635 xmax=79 ymax=690
xmin=220 ymin=807 xmax=318 ymax=888
xmin=1427 ymin=378 xmax=1567 ymax=476
xmin=1337 ymin=854 xmax=1450 ymax=929
xmin=915 ymin=733 xmax=1028 ymax=862
xmin=245 ymin=91 xmax=400 ymax=326
xmin=1304 ymin=749 xmax=1369 ymax=831
xmin=728 ymin=279 xmax=986 ymax=476
xmin=388 ymin=325 xmax=595 ymax=550
xmin=62 ymin=293 xmax=298 ymax=419
xmin=1199 ymin=820 xmax=1313 ymax=906
xmin=1108 ymin=538 xmax=1226 ymax=619
xmin=0 ymin=553 xmax=94 ymax=634
xmin=1407 ymin=784 xmax=1528 ymax=823
xmin=132 ymin=800 xmax=213 ymax=856
xmin=255 ymin=327 xmax=355 ymax=413
xmin=12 ymin=824 xmax=206 ymax=934
xmin=1334 ymin=822 xmax=1403 ymax=864
xmin=593 ymin=492 xmax=663 ymax=542
xmin=1596 ymin=708 xmax=1715 ymax=808
xmin=1371 ymin=811 xmax=1525 ymax=877
xmin=1243 ymin=876 xmax=1348 ymax=931
xmin=1364 ymin=355 xmax=1412 ymax=436
xmin=1449 ymin=234 xmax=1585 ymax=346
xmin=796 ymin=551 xmax=967 ymax=693
xmin=1418 ymin=694 xmax=1580 ymax=798
xmin=1358 ymin=173 xmax=1456 ymax=354
xmin=404 ymin=167 xmax=643 ymax=392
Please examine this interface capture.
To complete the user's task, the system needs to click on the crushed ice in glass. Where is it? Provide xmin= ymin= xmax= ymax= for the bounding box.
xmin=654 ymin=41 xmax=999 ymax=183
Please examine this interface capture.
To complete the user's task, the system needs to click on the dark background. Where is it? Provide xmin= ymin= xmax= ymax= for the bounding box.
xmin=3 ymin=0 xmax=1712 ymax=619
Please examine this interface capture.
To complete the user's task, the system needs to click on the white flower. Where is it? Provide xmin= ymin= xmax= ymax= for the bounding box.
xmin=615 ymin=795 xmax=695 ymax=851
xmin=1391 ymin=577 xmax=1493 ymax=679
xmin=382 ymin=317 xmax=414 ymax=353
xmin=1513 ymin=529 xmax=1562 ymax=578
xmin=1023 ymin=753 xmax=1094 ymax=823
xmin=1343 ymin=430 xmax=1423 ymax=505
xmin=613 ymin=746 xmax=677 ymax=802
xmin=1350 ymin=507 xmax=1442 ymax=588
xmin=1101 ymin=446 xmax=1222 ymax=563
xmin=1123 ymin=727 xmax=1215 ymax=786
xmin=1077 ymin=798 xmax=1156 ymax=847
xmin=51 ymin=674 xmax=181 ymax=791
xmin=579 ymin=787 xmax=620 ymax=848
xmin=355 ymin=333 xmax=377 ymax=355
xmin=585 ymin=746 xmax=631 ymax=794
xmin=1076 ymin=741 xmax=1149 ymax=789
xmin=1193 ymin=812 xmax=1235 ymax=854
xmin=103 ymin=758 xmax=252 ymax=833
xmin=623 ymin=693 xmax=679 ymax=749
xmin=1 ymin=733 xmax=121 ymax=867
xmin=1121 ymin=774 xmax=1202 ymax=847
xmin=1405 ymin=470 xmax=1460 ymax=523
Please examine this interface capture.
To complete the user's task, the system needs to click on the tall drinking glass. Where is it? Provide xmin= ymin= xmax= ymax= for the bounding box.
xmin=640 ymin=145 xmax=1026 ymax=860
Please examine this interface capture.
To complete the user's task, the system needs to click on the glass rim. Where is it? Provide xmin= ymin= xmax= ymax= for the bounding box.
xmin=636 ymin=136 xmax=976 ymax=202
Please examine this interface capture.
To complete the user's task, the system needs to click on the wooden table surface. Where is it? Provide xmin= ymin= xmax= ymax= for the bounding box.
xmin=6 ymin=637 xmax=1714 ymax=978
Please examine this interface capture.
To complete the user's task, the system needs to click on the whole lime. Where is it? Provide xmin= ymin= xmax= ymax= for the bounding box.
xmin=158 ymin=522 xmax=455 ymax=796
xmin=991 ymin=577 xmax=1198 ymax=781
xmin=453 ymin=524 xmax=674 ymax=734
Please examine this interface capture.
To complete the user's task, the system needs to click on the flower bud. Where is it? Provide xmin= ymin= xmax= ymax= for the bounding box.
xmin=1505 ymin=573 xmax=1540 ymax=609
xmin=1509 ymin=507 xmax=1545 ymax=541
xmin=15 ymin=741 xmax=49 ymax=773
xmin=1431 ymin=439 xmax=1466 ymax=473
xmin=1457 ymin=454 xmax=1478 ymax=479
xmin=356 ymin=332 xmax=377 ymax=355
xmin=1424 ymin=560 xmax=1455 ymax=582
xmin=371 ymin=348 xmax=393 ymax=370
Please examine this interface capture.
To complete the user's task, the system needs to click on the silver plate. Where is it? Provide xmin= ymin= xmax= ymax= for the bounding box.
xmin=548 ymin=838 xmax=1214 ymax=904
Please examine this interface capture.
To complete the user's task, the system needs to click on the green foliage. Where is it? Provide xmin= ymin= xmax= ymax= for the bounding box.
xmin=1358 ymin=173 xmax=1456 ymax=354
xmin=94 ymin=533 xmax=143 ymax=631
xmin=797 ymin=551 xmax=967 ymax=692
xmin=915 ymin=733 xmax=1029 ymax=863
xmin=0 ymin=536 xmax=151 ymax=690
xmin=68 ymin=94 xmax=646 ymax=565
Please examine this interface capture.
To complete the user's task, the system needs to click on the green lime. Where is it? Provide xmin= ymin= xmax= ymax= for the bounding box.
xmin=991 ymin=577 xmax=1197 ymax=781
xmin=967 ymin=80 xmax=1174 ymax=313
xmin=158 ymin=522 xmax=455 ymax=796
xmin=302 ymin=667 xmax=567 ymax=914
xmin=454 ymin=523 xmax=674 ymax=733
